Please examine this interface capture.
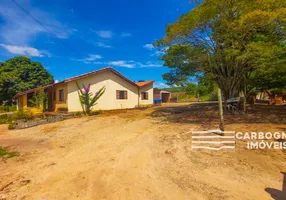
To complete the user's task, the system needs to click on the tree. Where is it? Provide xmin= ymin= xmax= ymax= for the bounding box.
xmin=185 ymin=83 xmax=198 ymax=96
xmin=29 ymin=89 xmax=47 ymax=111
xmin=156 ymin=0 xmax=286 ymax=101
xmin=247 ymin=63 xmax=286 ymax=93
xmin=76 ymin=82 xmax=106 ymax=115
xmin=0 ymin=56 xmax=54 ymax=103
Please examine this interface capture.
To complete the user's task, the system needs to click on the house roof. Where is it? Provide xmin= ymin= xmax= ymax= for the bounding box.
xmin=13 ymin=83 xmax=57 ymax=99
xmin=13 ymin=67 xmax=154 ymax=99
xmin=135 ymin=80 xmax=154 ymax=87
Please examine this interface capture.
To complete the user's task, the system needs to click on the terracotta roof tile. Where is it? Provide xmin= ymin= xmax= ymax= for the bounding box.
xmin=135 ymin=80 xmax=154 ymax=87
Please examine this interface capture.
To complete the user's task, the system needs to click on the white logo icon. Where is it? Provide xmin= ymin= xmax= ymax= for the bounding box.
xmin=191 ymin=130 xmax=235 ymax=150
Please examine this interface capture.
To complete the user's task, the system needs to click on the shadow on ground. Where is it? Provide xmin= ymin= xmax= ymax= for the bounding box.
xmin=151 ymin=103 xmax=286 ymax=126
xmin=265 ymin=172 xmax=286 ymax=200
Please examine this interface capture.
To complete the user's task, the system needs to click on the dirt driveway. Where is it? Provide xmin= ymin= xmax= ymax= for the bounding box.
xmin=0 ymin=103 xmax=286 ymax=200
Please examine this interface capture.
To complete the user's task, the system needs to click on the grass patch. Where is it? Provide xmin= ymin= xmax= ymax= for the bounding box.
xmin=0 ymin=146 xmax=19 ymax=158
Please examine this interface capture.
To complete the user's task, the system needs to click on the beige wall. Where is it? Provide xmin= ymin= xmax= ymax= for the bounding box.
xmin=67 ymin=70 xmax=140 ymax=112
xmin=139 ymin=83 xmax=154 ymax=105
xmin=54 ymin=83 xmax=68 ymax=111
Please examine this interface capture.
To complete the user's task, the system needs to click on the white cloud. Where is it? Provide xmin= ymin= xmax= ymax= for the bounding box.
xmin=150 ymin=47 xmax=169 ymax=57
xmin=71 ymin=54 xmax=102 ymax=64
xmin=84 ymin=54 xmax=102 ymax=61
xmin=144 ymin=43 xmax=169 ymax=57
xmin=96 ymin=42 xmax=112 ymax=48
xmin=95 ymin=30 xmax=113 ymax=39
xmin=143 ymin=44 xmax=154 ymax=50
xmin=155 ymin=82 xmax=169 ymax=89
xmin=0 ymin=43 xmax=49 ymax=57
xmin=92 ymin=60 xmax=162 ymax=68
xmin=108 ymin=61 xmax=135 ymax=68
xmin=0 ymin=1 xmax=75 ymax=45
xmin=138 ymin=61 xmax=162 ymax=68
xmin=54 ymin=80 xmax=59 ymax=83
xmin=121 ymin=32 xmax=132 ymax=37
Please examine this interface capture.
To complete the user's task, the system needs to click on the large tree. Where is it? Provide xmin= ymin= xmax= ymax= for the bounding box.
xmin=156 ymin=0 xmax=286 ymax=100
xmin=0 ymin=56 xmax=54 ymax=103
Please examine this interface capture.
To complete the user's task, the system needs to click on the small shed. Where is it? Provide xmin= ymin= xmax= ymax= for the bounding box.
xmin=153 ymin=89 xmax=171 ymax=103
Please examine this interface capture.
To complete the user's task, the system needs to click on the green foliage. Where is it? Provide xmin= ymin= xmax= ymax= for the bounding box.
xmin=76 ymin=82 xmax=106 ymax=115
xmin=0 ymin=114 xmax=13 ymax=124
xmin=13 ymin=109 xmax=34 ymax=121
xmin=29 ymin=89 xmax=47 ymax=110
xmin=248 ymin=64 xmax=286 ymax=92
xmin=91 ymin=110 xmax=103 ymax=115
xmin=0 ymin=105 xmax=16 ymax=112
xmin=161 ymin=87 xmax=185 ymax=93
xmin=74 ymin=111 xmax=83 ymax=117
xmin=160 ymin=45 xmax=201 ymax=86
xmin=0 ymin=146 xmax=19 ymax=158
xmin=197 ymin=75 xmax=216 ymax=96
xmin=8 ymin=122 xmax=16 ymax=130
xmin=0 ymin=56 xmax=53 ymax=103
xmin=156 ymin=0 xmax=286 ymax=99
xmin=185 ymin=83 xmax=198 ymax=96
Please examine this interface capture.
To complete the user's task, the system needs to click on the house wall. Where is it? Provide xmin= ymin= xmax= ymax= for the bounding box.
xmin=17 ymin=93 xmax=43 ymax=114
xmin=53 ymin=83 xmax=68 ymax=111
xmin=139 ymin=83 xmax=154 ymax=105
xmin=67 ymin=70 xmax=140 ymax=112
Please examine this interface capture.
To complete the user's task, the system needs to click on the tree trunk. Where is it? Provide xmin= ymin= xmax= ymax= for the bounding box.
xmin=218 ymin=88 xmax=224 ymax=132
xmin=243 ymin=84 xmax=247 ymax=114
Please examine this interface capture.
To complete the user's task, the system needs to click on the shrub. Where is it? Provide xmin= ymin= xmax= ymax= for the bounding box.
xmin=75 ymin=111 xmax=83 ymax=117
xmin=8 ymin=122 xmax=16 ymax=130
xmin=76 ymin=82 xmax=106 ymax=115
xmin=13 ymin=109 xmax=34 ymax=121
xmin=0 ymin=105 xmax=17 ymax=112
xmin=0 ymin=114 xmax=8 ymax=124
xmin=0 ymin=146 xmax=19 ymax=158
xmin=91 ymin=110 xmax=103 ymax=115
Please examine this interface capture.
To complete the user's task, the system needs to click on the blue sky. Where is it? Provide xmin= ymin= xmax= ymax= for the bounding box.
xmin=0 ymin=0 xmax=196 ymax=88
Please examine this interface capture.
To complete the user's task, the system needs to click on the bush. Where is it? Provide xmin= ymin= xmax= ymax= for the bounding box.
xmin=91 ymin=110 xmax=103 ymax=115
xmin=0 ymin=114 xmax=13 ymax=124
xmin=0 ymin=105 xmax=17 ymax=113
xmin=8 ymin=122 xmax=16 ymax=130
xmin=0 ymin=146 xmax=19 ymax=158
xmin=13 ymin=109 xmax=34 ymax=121
xmin=74 ymin=111 xmax=83 ymax=117
xmin=0 ymin=114 xmax=8 ymax=124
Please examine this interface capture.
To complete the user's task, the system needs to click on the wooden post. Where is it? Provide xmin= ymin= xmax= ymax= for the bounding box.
xmin=243 ymin=84 xmax=247 ymax=113
xmin=218 ymin=88 xmax=224 ymax=131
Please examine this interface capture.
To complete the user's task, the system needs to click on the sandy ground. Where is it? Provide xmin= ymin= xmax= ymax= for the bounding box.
xmin=0 ymin=103 xmax=286 ymax=200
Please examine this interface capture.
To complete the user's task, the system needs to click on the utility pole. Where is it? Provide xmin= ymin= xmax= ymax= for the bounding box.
xmin=218 ymin=88 xmax=224 ymax=131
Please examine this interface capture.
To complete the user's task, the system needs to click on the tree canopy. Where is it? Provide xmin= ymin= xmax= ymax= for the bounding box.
xmin=0 ymin=56 xmax=54 ymax=103
xmin=156 ymin=0 xmax=286 ymax=99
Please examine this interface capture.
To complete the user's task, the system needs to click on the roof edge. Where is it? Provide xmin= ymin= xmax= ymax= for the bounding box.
xmin=13 ymin=67 xmax=146 ymax=99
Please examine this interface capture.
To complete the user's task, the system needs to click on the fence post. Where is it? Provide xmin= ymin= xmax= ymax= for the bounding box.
xmin=218 ymin=88 xmax=224 ymax=132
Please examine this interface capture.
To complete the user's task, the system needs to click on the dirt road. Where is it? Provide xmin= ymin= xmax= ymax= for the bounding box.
xmin=0 ymin=103 xmax=286 ymax=200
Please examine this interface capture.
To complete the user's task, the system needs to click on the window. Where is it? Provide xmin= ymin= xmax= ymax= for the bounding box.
xmin=141 ymin=92 xmax=148 ymax=100
xmin=116 ymin=90 xmax=127 ymax=99
xmin=59 ymin=89 xmax=65 ymax=102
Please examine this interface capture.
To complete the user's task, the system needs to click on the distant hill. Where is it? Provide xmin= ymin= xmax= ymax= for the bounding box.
xmin=160 ymin=87 xmax=185 ymax=93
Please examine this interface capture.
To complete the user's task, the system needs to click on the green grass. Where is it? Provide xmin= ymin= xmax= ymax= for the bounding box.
xmin=0 ymin=147 xmax=19 ymax=158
